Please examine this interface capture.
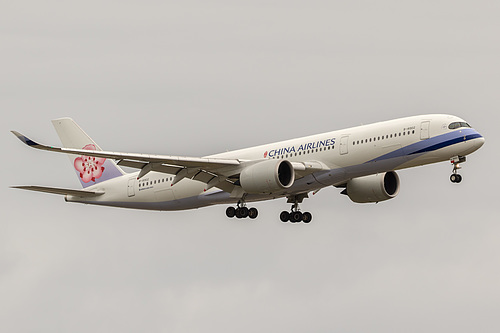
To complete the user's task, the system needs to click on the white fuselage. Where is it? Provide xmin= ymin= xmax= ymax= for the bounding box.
xmin=67 ymin=114 xmax=484 ymax=210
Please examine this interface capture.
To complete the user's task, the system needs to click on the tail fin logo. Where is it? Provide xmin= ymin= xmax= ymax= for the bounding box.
xmin=74 ymin=144 xmax=106 ymax=183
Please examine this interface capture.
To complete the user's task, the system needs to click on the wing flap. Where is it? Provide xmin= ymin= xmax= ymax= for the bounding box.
xmin=11 ymin=186 xmax=104 ymax=197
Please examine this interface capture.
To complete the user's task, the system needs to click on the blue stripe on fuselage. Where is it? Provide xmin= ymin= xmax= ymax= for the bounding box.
xmin=367 ymin=129 xmax=483 ymax=163
xmin=408 ymin=133 xmax=482 ymax=155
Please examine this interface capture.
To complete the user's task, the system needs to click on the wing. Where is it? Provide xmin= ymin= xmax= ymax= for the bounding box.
xmin=11 ymin=131 xmax=243 ymax=192
xmin=12 ymin=131 xmax=327 ymax=195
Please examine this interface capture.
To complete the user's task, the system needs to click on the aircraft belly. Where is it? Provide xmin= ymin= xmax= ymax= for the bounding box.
xmin=154 ymin=188 xmax=176 ymax=202
xmin=311 ymin=169 xmax=346 ymax=187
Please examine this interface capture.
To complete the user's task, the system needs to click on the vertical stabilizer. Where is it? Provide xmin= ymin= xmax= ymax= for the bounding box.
xmin=52 ymin=118 xmax=125 ymax=188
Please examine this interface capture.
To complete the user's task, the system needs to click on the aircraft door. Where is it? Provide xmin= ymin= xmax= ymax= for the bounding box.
xmin=420 ymin=121 xmax=430 ymax=140
xmin=127 ymin=178 xmax=135 ymax=197
xmin=340 ymin=135 xmax=349 ymax=155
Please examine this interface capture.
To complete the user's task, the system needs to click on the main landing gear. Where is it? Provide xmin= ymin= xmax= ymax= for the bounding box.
xmin=280 ymin=202 xmax=312 ymax=223
xmin=226 ymin=201 xmax=258 ymax=219
xmin=450 ymin=156 xmax=466 ymax=183
xmin=280 ymin=194 xmax=313 ymax=223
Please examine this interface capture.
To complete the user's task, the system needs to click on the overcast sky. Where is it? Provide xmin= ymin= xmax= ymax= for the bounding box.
xmin=2 ymin=1 xmax=499 ymax=332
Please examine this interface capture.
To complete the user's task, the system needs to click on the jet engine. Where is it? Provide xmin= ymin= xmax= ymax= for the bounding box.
xmin=342 ymin=171 xmax=400 ymax=203
xmin=239 ymin=160 xmax=295 ymax=194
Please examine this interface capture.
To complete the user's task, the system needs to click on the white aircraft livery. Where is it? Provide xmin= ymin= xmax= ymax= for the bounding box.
xmin=12 ymin=114 xmax=484 ymax=223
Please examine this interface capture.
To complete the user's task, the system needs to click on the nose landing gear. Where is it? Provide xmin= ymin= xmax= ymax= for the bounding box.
xmin=450 ymin=173 xmax=462 ymax=183
xmin=450 ymin=156 xmax=466 ymax=183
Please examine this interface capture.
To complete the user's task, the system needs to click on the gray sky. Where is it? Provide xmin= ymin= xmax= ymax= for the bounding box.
xmin=2 ymin=1 xmax=499 ymax=332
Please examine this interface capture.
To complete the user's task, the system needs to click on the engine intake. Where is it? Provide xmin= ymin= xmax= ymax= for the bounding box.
xmin=240 ymin=160 xmax=295 ymax=194
xmin=344 ymin=171 xmax=400 ymax=203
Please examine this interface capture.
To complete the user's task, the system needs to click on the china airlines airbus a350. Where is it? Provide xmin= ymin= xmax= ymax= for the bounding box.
xmin=12 ymin=114 xmax=484 ymax=223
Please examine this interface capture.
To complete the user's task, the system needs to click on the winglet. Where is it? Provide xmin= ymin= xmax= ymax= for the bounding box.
xmin=11 ymin=131 xmax=42 ymax=147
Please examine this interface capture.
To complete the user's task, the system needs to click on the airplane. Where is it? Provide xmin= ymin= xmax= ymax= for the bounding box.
xmin=11 ymin=114 xmax=484 ymax=223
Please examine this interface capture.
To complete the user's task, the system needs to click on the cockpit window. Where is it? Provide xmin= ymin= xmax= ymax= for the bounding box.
xmin=448 ymin=122 xmax=471 ymax=130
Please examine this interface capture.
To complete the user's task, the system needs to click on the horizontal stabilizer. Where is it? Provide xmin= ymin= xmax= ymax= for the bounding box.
xmin=11 ymin=186 xmax=104 ymax=197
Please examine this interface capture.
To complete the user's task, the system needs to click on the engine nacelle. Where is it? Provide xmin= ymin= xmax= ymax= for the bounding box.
xmin=240 ymin=160 xmax=295 ymax=194
xmin=344 ymin=171 xmax=400 ymax=203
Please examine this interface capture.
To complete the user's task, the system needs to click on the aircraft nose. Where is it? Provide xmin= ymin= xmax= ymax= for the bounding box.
xmin=472 ymin=130 xmax=485 ymax=150
xmin=476 ymin=135 xmax=485 ymax=148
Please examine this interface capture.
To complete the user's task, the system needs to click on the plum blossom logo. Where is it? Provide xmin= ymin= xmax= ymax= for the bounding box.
xmin=74 ymin=144 xmax=106 ymax=183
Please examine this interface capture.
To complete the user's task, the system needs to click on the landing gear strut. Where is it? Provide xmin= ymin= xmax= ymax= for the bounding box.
xmin=280 ymin=196 xmax=312 ymax=223
xmin=450 ymin=156 xmax=466 ymax=183
xmin=226 ymin=201 xmax=258 ymax=220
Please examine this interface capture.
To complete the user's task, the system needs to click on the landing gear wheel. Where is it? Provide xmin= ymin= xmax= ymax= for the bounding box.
xmin=302 ymin=212 xmax=312 ymax=223
xmin=239 ymin=207 xmax=249 ymax=218
xmin=280 ymin=211 xmax=290 ymax=222
xmin=226 ymin=207 xmax=236 ymax=218
xmin=291 ymin=211 xmax=303 ymax=223
xmin=248 ymin=207 xmax=258 ymax=219
xmin=450 ymin=174 xmax=463 ymax=183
